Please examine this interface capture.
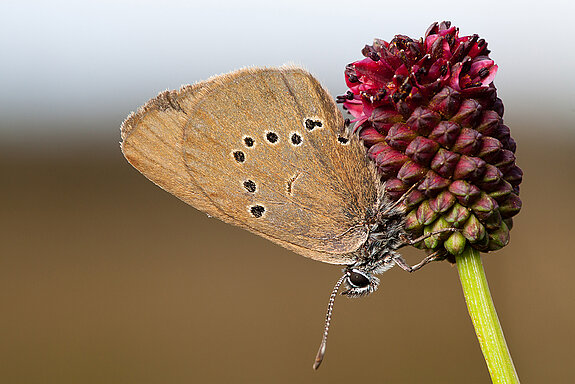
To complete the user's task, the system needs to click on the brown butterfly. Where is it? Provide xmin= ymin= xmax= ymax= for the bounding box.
xmin=120 ymin=66 xmax=443 ymax=369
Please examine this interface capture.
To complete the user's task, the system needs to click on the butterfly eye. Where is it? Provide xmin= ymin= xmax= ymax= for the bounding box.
xmin=342 ymin=269 xmax=379 ymax=298
xmin=347 ymin=269 xmax=370 ymax=288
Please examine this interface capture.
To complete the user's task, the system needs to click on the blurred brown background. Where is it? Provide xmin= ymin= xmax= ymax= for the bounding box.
xmin=2 ymin=1 xmax=574 ymax=383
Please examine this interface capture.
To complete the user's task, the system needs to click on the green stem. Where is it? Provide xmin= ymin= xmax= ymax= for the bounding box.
xmin=455 ymin=247 xmax=520 ymax=383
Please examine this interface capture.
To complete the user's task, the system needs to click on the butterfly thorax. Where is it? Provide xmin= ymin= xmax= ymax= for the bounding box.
xmin=341 ymin=196 xmax=408 ymax=297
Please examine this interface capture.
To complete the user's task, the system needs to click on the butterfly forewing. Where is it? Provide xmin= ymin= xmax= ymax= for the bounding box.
xmin=121 ymin=80 xmax=227 ymax=217
xmin=121 ymin=67 xmax=381 ymax=265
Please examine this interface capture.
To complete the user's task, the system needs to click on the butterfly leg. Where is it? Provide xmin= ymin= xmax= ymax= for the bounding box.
xmin=392 ymin=249 xmax=445 ymax=273
xmin=381 ymin=180 xmax=422 ymax=215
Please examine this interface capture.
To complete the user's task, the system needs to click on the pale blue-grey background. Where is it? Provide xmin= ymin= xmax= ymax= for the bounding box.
xmin=1 ymin=0 xmax=573 ymax=148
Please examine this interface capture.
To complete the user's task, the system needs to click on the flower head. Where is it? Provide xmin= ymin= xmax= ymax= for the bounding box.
xmin=340 ymin=21 xmax=522 ymax=258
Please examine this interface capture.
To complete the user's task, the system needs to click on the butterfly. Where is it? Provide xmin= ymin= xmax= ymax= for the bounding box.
xmin=120 ymin=66 xmax=443 ymax=368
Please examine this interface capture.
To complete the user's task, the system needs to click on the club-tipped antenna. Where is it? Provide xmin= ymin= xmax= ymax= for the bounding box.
xmin=312 ymin=273 xmax=348 ymax=370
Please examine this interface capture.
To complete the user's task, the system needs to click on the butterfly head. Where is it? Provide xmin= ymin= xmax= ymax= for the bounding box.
xmin=341 ymin=267 xmax=380 ymax=297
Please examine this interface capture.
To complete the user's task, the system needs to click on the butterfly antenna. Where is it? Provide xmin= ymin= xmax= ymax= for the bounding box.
xmin=312 ymin=273 xmax=348 ymax=370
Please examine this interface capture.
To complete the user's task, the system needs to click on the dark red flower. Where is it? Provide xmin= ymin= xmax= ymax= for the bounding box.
xmin=341 ymin=21 xmax=522 ymax=257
